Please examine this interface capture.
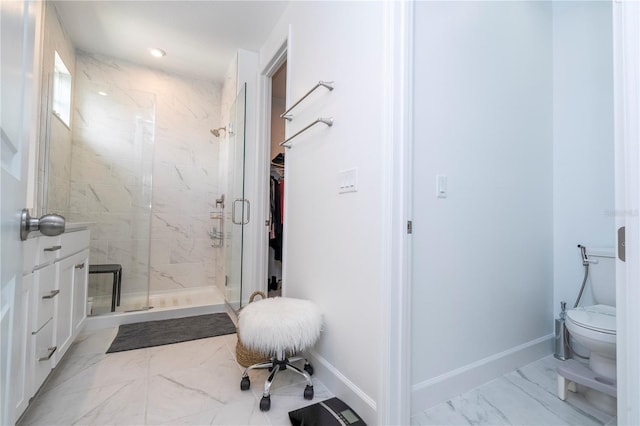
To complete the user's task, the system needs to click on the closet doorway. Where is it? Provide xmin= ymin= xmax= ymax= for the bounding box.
xmin=267 ymin=61 xmax=287 ymax=297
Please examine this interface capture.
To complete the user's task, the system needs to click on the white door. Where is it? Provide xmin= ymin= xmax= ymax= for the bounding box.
xmin=0 ymin=1 xmax=41 ymax=424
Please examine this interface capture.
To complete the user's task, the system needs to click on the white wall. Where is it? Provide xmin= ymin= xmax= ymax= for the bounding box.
xmin=259 ymin=2 xmax=387 ymax=423
xmin=552 ymin=1 xmax=614 ymax=316
xmin=411 ymin=1 xmax=554 ymax=410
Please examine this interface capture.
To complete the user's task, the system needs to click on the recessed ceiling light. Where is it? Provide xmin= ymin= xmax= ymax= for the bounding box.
xmin=149 ymin=48 xmax=166 ymax=58
xmin=97 ymin=91 xmax=108 ymax=96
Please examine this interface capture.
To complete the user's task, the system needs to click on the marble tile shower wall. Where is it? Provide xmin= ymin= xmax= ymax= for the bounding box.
xmin=70 ymin=52 xmax=224 ymax=300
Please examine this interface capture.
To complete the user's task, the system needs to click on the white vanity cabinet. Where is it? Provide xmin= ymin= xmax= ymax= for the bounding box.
xmin=14 ymin=228 xmax=90 ymax=422
xmin=53 ymin=249 xmax=89 ymax=365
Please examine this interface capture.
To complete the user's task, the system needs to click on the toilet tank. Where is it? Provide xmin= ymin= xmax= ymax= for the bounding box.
xmin=587 ymin=247 xmax=616 ymax=307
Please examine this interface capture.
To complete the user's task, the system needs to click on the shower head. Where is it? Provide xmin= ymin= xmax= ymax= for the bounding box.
xmin=210 ymin=127 xmax=226 ymax=138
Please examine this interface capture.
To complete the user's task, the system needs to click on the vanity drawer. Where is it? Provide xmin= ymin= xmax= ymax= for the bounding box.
xmin=31 ymin=319 xmax=55 ymax=394
xmin=23 ymin=238 xmax=39 ymax=274
xmin=32 ymin=263 xmax=57 ymax=332
xmin=36 ymin=235 xmax=63 ymax=265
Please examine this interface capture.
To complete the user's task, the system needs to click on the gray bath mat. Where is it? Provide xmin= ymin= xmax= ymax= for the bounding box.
xmin=106 ymin=313 xmax=236 ymax=353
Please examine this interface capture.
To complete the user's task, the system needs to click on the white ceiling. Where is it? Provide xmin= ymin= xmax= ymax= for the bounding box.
xmin=53 ymin=1 xmax=289 ymax=82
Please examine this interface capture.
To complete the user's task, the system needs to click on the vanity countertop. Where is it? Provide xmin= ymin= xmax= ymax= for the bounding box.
xmin=65 ymin=222 xmax=94 ymax=231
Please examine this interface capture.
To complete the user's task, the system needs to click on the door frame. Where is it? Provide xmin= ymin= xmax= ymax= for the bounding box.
xmin=613 ymin=1 xmax=640 ymax=424
xmin=255 ymin=40 xmax=288 ymax=297
xmin=379 ymin=1 xmax=413 ymax=424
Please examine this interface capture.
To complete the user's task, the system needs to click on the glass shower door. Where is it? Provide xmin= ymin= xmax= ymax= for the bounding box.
xmin=70 ymin=78 xmax=155 ymax=315
xmin=225 ymin=83 xmax=247 ymax=312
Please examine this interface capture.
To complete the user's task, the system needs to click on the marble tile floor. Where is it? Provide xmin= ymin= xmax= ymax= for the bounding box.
xmin=18 ymin=328 xmax=332 ymax=425
xmin=412 ymin=355 xmax=618 ymax=426
xmin=20 ymin=328 xmax=619 ymax=426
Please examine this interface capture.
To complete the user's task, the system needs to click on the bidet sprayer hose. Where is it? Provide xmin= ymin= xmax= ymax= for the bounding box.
xmin=574 ymin=244 xmax=589 ymax=309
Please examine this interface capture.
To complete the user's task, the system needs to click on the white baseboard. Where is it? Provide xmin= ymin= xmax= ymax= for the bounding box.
xmin=307 ymin=349 xmax=377 ymax=425
xmin=411 ymin=334 xmax=554 ymax=415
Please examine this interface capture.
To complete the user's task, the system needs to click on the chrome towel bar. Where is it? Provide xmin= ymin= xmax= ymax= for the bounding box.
xmin=280 ymin=81 xmax=334 ymax=121
xmin=279 ymin=117 xmax=333 ymax=149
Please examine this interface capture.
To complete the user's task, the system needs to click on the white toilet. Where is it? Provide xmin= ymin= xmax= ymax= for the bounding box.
xmin=562 ymin=247 xmax=617 ymax=414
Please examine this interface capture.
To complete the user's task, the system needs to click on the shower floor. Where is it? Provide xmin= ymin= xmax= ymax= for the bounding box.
xmin=89 ymin=286 xmax=225 ymax=316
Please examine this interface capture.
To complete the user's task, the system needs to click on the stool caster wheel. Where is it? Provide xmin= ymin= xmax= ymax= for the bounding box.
xmin=240 ymin=376 xmax=250 ymax=391
xmin=304 ymin=385 xmax=314 ymax=400
xmin=260 ymin=395 xmax=271 ymax=411
xmin=304 ymin=362 xmax=314 ymax=376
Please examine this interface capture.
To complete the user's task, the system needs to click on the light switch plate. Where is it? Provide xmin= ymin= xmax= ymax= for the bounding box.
xmin=437 ymin=174 xmax=447 ymax=198
xmin=339 ymin=168 xmax=358 ymax=193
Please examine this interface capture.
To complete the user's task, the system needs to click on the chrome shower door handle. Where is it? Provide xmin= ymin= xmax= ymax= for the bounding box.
xmin=242 ymin=200 xmax=250 ymax=225
xmin=232 ymin=199 xmax=242 ymax=225
xmin=232 ymin=199 xmax=251 ymax=225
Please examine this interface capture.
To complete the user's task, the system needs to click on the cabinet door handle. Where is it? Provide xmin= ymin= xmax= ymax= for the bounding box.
xmin=75 ymin=263 xmax=85 ymax=269
xmin=42 ymin=290 xmax=60 ymax=299
xmin=43 ymin=245 xmax=62 ymax=252
xmin=38 ymin=346 xmax=57 ymax=361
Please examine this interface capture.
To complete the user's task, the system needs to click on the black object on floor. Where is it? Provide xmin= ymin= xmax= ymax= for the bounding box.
xmin=288 ymin=397 xmax=366 ymax=426
xmin=89 ymin=264 xmax=122 ymax=312
xmin=106 ymin=313 xmax=236 ymax=353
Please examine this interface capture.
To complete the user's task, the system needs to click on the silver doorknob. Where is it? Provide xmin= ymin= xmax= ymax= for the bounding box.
xmin=20 ymin=208 xmax=65 ymax=241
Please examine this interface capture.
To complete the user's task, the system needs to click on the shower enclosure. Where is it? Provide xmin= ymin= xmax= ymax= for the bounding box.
xmin=39 ymin=48 xmax=247 ymax=318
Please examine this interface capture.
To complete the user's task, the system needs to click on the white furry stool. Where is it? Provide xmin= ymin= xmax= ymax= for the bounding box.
xmin=238 ymin=297 xmax=322 ymax=412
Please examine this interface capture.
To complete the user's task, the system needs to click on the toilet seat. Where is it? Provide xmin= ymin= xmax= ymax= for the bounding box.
xmin=566 ymin=304 xmax=616 ymax=335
